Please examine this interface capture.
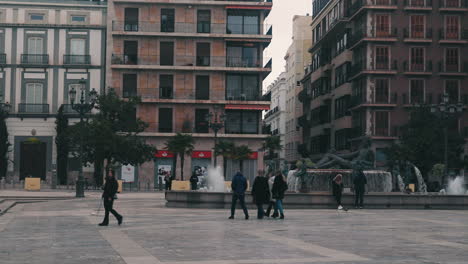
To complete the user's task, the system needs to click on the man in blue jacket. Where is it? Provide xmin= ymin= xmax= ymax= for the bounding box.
xmin=229 ymin=171 xmax=249 ymax=220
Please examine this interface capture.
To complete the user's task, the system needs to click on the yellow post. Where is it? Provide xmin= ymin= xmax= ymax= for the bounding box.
xmin=117 ymin=180 xmax=123 ymax=193
xmin=25 ymin=178 xmax=41 ymax=191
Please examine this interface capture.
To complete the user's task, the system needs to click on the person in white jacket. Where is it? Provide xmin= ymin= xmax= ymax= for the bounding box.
xmin=286 ymin=164 xmax=299 ymax=193
xmin=265 ymin=172 xmax=276 ymax=217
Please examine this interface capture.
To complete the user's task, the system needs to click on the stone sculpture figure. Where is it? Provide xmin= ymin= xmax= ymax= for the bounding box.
xmin=314 ymin=137 xmax=375 ymax=170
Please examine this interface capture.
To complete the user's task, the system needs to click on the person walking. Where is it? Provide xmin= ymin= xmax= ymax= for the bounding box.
xmin=265 ymin=172 xmax=276 ymax=217
xmin=190 ymin=172 xmax=199 ymax=191
xmin=353 ymin=168 xmax=367 ymax=209
xmin=228 ymin=171 xmax=249 ymax=220
xmin=251 ymin=170 xmax=270 ymax=219
xmin=164 ymin=172 xmax=172 ymax=191
xmin=272 ymin=171 xmax=288 ymax=219
xmin=99 ymin=169 xmax=123 ymax=226
xmin=332 ymin=174 xmax=347 ymax=211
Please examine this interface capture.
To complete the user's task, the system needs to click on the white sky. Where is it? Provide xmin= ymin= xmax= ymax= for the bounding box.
xmin=263 ymin=0 xmax=312 ymax=88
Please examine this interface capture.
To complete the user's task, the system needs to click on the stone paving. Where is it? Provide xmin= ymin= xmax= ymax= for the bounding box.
xmin=0 ymin=192 xmax=467 ymax=264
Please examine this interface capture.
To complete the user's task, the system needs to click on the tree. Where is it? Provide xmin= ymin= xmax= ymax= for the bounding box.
xmin=55 ymin=105 xmax=69 ymax=185
xmin=384 ymin=106 xmax=465 ymax=180
xmin=0 ymin=108 xmax=10 ymax=178
xmin=165 ymin=133 xmax=194 ymax=181
xmin=263 ymin=135 xmax=282 ymax=160
xmin=68 ymin=90 xmax=157 ymax=186
xmin=230 ymin=145 xmax=253 ymax=173
xmin=214 ymin=140 xmax=234 ymax=178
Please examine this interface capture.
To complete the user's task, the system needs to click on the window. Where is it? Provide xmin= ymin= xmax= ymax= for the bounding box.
xmin=25 ymin=83 xmax=44 ymax=112
xmin=410 ymin=0 xmax=425 ymax=6
xmin=375 ymin=111 xmax=389 ymax=136
xmin=445 ymin=48 xmax=459 ymax=72
xmin=375 ymin=79 xmax=389 ymax=103
xmin=227 ymin=45 xmax=259 ymax=67
xmin=70 ymin=39 xmax=85 ymax=55
xmin=28 ymin=37 xmax=43 ymax=54
xmin=161 ymin=9 xmax=175 ymax=33
xmin=159 ymin=75 xmax=173 ymax=99
xmin=225 ymin=111 xmax=259 ymax=134
xmin=123 ymin=74 xmax=137 ymax=98
xmin=195 ymin=75 xmax=209 ymax=100
xmin=226 ymin=74 xmax=259 ymax=101
xmin=123 ymin=41 xmax=138 ymax=64
xmin=227 ymin=11 xmax=259 ymax=34
xmin=195 ymin=109 xmax=209 ymax=133
xmin=445 ymin=16 xmax=459 ymax=39
xmin=158 ymin=108 xmax=173 ymax=133
xmin=334 ymin=95 xmax=350 ymax=119
xmin=30 ymin=14 xmax=44 ymax=21
xmin=335 ymin=129 xmax=350 ymax=150
xmin=197 ymin=10 xmax=211 ymax=33
xmin=124 ymin=8 xmax=139 ymax=31
xmin=445 ymin=80 xmax=459 ymax=103
xmin=446 ymin=0 xmax=460 ymax=7
xmin=410 ymin=15 xmax=425 ymax=38
xmin=334 ymin=62 xmax=350 ymax=88
xmin=71 ymin=15 xmax=86 ymax=22
xmin=375 ymin=46 xmax=389 ymax=70
xmin=196 ymin=43 xmax=210 ymax=66
xmin=375 ymin=14 xmax=390 ymax=37
xmin=160 ymin=42 xmax=174 ymax=66
xmin=410 ymin=79 xmax=424 ymax=104
xmin=410 ymin=47 xmax=424 ymax=71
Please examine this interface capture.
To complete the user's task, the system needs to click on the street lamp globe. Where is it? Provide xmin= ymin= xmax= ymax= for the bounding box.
xmin=89 ymin=88 xmax=98 ymax=104
xmin=69 ymin=87 xmax=77 ymax=105
xmin=2 ymin=102 xmax=11 ymax=113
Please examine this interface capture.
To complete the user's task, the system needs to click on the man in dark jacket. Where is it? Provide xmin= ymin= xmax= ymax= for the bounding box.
xmin=353 ymin=168 xmax=367 ymax=209
xmin=99 ymin=169 xmax=123 ymax=226
xmin=229 ymin=171 xmax=249 ymax=220
xmin=190 ymin=172 xmax=199 ymax=190
xmin=251 ymin=170 xmax=270 ymax=219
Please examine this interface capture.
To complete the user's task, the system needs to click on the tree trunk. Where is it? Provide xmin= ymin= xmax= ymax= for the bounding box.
xmin=239 ymin=159 xmax=244 ymax=174
xmin=223 ymin=156 xmax=227 ymax=179
xmin=172 ymin=154 xmax=178 ymax=180
xmin=93 ymin=157 xmax=104 ymax=187
xmin=180 ymin=154 xmax=185 ymax=181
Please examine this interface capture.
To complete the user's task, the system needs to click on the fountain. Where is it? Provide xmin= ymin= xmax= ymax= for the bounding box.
xmin=410 ymin=163 xmax=428 ymax=194
xmin=205 ymin=166 xmax=226 ymax=192
xmin=447 ymin=176 xmax=467 ymax=195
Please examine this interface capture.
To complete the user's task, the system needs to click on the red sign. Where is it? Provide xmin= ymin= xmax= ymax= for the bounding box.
xmin=155 ymin=150 xmax=174 ymax=158
xmin=192 ymin=151 xmax=212 ymax=159
xmin=225 ymin=104 xmax=270 ymax=111
xmin=249 ymin=152 xmax=258 ymax=160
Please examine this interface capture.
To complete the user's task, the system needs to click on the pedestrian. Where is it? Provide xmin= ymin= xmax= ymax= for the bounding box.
xmin=251 ymin=170 xmax=270 ymax=219
xmin=190 ymin=171 xmax=199 ymax=191
xmin=164 ymin=172 xmax=172 ymax=191
xmin=332 ymin=174 xmax=347 ymax=211
xmin=99 ymin=169 xmax=123 ymax=226
xmin=228 ymin=171 xmax=249 ymax=220
xmin=353 ymin=167 xmax=367 ymax=209
xmin=265 ymin=172 xmax=276 ymax=217
xmin=272 ymin=171 xmax=288 ymax=219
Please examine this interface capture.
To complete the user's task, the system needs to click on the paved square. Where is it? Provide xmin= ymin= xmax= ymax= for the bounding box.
xmin=1 ymin=192 xmax=467 ymax=264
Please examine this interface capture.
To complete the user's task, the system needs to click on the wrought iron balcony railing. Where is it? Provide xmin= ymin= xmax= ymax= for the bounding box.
xmin=0 ymin=53 xmax=5 ymax=64
xmin=21 ymin=54 xmax=49 ymax=64
xmin=63 ymin=55 xmax=91 ymax=65
xmin=18 ymin=103 xmax=49 ymax=114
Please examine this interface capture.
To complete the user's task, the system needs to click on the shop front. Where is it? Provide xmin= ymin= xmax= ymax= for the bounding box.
xmin=154 ymin=150 xmax=174 ymax=190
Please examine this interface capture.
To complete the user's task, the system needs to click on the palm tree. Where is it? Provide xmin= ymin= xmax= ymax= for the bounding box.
xmin=165 ymin=133 xmax=194 ymax=181
xmin=263 ymin=135 xmax=282 ymax=161
xmin=214 ymin=140 xmax=234 ymax=178
xmin=230 ymin=145 xmax=253 ymax=173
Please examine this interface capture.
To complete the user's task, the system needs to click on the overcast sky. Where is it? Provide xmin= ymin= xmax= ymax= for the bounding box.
xmin=263 ymin=0 xmax=312 ymax=88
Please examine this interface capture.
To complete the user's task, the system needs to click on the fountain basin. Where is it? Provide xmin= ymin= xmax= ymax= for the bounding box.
xmin=165 ymin=191 xmax=468 ymax=209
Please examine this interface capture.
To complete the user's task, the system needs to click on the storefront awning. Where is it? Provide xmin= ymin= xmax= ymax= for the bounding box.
xmin=225 ymin=104 xmax=270 ymax=110
xmin=192 ymin=151 xmax=212 ymax=159
xmin=226 ymin=6 xmax=272 ymax=10
xmin=155 ymin=150 xmax=174 ymax=158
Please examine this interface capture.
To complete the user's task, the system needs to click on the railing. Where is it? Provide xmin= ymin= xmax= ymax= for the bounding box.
xmin=404 ymin=0 xmax=432 ymax=7
xmin=0 ymin=53 xmax=5 ymax=64
xmin=63 ymin=55 xmax=91 ymax=65
xmin=111 ymin=54 xmax=268 ymax=68
xmin=122 ymin=89 xmax=137 ymax=98
xmin=403 ymin=28 xmax=432 ymax=39
xmin=264 ymin=106 xmax=279 ymax=119
xmin=350 ymin=95 xmax=397 ymax=107
xmin=226 ymin=93 xmax=264 ymax=101
xmin=159 ymin=87 xmax=173 ymax=99
xmin=348 ymin=28 xmax=398 ymax=47
xmin=350 ymin=61 xmax=398 ymax=76
xmin=18 ymin=103 xmax=49 ymax=114
xmin=439 ymin=29 xmax=468 ymax=40
xmin=116 ymin=88 xmax=266 ymax=101
xmin=21 ymin=54 xmax=49 ymax=64
xmin=439 ymin=0 xmax=468 ymax=8
xmin=438 ymin=61 xmax=468 ymax=73
xmin=403 ymin=60 xmax=433 ymax=72
xmin=112 ymin=21 xmax=272 ymax=35
xmin=349 ymin=0 xmax=398 ymax=17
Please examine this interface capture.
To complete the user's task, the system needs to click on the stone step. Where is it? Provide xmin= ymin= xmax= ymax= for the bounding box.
xmin=0 ymin=200 xmax=17 ymax=216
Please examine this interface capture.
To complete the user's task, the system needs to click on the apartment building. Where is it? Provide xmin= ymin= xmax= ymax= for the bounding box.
xmin=264 ymin=72 xmax=287 ymax=159
xmin=1 ymin=0 xmax=107 ymax=181
xmin=283 ymin=15 xmax=312 ymax=162
xmin=106 ymin=0 xmax=272 ymax=186
xmin=301 ymin=0 xmax=468 ymax=167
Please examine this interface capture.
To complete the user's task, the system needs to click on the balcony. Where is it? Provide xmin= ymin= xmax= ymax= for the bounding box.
xmin=402 ymin=60 xmax=433 ymax=75
xmin=111 ymin=54 xmax=271 ymax=72
xmin=298 ymin=89 xmax=312 ymax=103
xmin=21 ymin=54 xmax=49 ymax=65
xmin=18 ymin=103 xmax=49 ymax=114
xmin=403 ymin=28 xmax=433 ymax=42
xmin=0 ymin=53 xmax=5 ymax=64
xmin=403 ymin=0 xmax=433 ymax=10
xmin=348 ymin=28 xmax=398 ymax=49
xmin=349 ymin=95 xmax=397 ymax=110
xmin=63 ymin=55 xmax=91 ymax=65
xmin=349 ymin=0 xmax=398 ymax=19
xmin=112 ymin=21 xmax=272 ymax=38
xmin=122 ymin=89 xmax=137 ymax=98
xmin=439 ymin=29 xmax=468 ymax=43
xmin=438 ymin=61 xmax=468 ymax=76
xmin=264 ymin=106 xmax=279 ymax=119
xmin=159 ymin=87 xmax=173 ymax=99
xmin=298 ymin=114 xmax=309 ymax=128
xmin=349 ymin=61 xmax=398 ymax=80
xmin=439 ymin=0 xmax=468 ymax=11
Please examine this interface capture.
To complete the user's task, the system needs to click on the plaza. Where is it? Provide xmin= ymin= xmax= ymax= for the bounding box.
xmin=1 ymin=191 xmax=468 ymax=264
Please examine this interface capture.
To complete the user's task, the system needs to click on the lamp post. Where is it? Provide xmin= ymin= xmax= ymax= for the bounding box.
xmin=430 ymin=93 xmax=465 ymax=185
xmin=206 ymin=109 xmax=225 ymax=168
xmin=0 ymin=102 xmax=11 ymax=117
xmin=69 ymin=78 xmax=98 ymax=198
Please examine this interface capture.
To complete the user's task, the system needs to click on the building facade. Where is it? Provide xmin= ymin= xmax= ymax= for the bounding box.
xmin=106 ymin=0 xmax=272 ymax=186
xmin=1 ymin=0 xmax=107 ymax=182
xmin=302 ymin=0 xmax=468 ymax=168
xmin=283 ymin=15 xmax=312 ymax=162
xmin=264 ymin=72 xmax=287 ymax=159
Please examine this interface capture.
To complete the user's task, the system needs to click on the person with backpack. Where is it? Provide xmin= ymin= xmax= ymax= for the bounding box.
xmin=272 ymin=171 xmax=288 ymax=219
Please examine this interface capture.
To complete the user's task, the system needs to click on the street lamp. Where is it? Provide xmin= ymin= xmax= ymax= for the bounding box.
xmin=0 ymin=101 xmax=11 ymax=116
xmin=430 ymin=93 xmax=465 ymax=185
xmin=206 ymin=109 xmax=225 ymax=168
xmin=69 ymin=78 xmax=98 ymax=198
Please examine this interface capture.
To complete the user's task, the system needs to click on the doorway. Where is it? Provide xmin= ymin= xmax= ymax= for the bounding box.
xmin=20 ymin=141 xmax=47 ymax=180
